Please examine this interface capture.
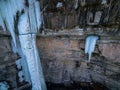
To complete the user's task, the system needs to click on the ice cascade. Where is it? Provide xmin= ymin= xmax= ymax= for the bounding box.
xmin=0 ymin=0 xmax=46 ymax=90
xmin=85 ymin=36 xmax=98 ymax=62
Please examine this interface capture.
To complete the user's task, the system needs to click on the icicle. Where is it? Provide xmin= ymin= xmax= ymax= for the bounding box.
xmin=34 ymin=1 xmax=42 ymax=31
xmin=0 ymin=15 xmax=6 ymax=31
xmin=19 ymin=34 xmax=47 ymax=90
xmin=18 ymin=12 xmax=30 ymax=34
xmin=0 ymin=0 xmax=25 ymax=47
xmin=85 ymin=36 xmax=98 ymax=62
xmin=28 ymin=0 xmax=38 ymax=33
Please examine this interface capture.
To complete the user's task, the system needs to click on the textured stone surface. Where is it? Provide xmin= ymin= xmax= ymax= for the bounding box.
xmin=37 ymin=36 xmax=120 ymax=90
xmin=0 ymin=0 xmax=120 ymax=90
xmin=40 ymin=0 xmax=120 ymax=30
xmin=0 ymin=35 xmax=18 ymax=89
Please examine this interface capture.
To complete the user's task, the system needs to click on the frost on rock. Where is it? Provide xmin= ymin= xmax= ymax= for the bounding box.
xmin=85 ymin=36 xmax=98 ymax=62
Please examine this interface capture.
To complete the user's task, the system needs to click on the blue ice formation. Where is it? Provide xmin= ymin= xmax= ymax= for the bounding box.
xmin=85 ymin=35 xmax=98 ymax=62
xmin=0 ymin=0 xmax=46 ymax=90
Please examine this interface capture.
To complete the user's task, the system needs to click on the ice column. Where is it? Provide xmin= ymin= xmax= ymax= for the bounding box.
xmin=0 ymin=0 xmax=46 ymax=90
xmin=85 ymin=36 xmax=98 ymax=62
xmin=17 ymin=6 xmax=46 ymax=90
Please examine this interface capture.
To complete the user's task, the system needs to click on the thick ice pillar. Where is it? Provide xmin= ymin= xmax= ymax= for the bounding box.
xmin=18 ymin=11 xmax=46 ymax=90
xmin=19 ymin=34 xmax=46 ymax=90
xmin=0 ymin=0 xmax=46 ymax=89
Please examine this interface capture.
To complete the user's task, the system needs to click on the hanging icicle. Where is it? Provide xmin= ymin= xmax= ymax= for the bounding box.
xmin=85 ymin=35 xmax=98 ymax=62
xmin=0 ymin=0 xmax=42 ymax=45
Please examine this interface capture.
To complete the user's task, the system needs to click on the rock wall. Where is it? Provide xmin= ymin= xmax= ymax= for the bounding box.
xmin=0 ymin=29 xmax=31 ymax=90
xmin=0 ymin=29 xmax=18 ymax=89
xmin=38 ymin=0 xmax=120 ymax=89
xmin=37 ymin=32 xmax=120 ymax=90
xmin=0 ymin=0 xmax=120 ymax=90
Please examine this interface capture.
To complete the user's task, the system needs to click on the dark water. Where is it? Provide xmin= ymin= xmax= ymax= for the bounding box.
xmin=46 ymin=82 xmax=109 ymax=90
xmin=14 ymin=81 xmax=109 ymax=90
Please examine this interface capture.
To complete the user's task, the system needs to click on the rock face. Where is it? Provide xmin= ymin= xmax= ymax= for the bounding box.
xmin=37 ymin=35 xmax=120 ymax=90
xmin=0 ymin=30 xmax=18 ymax=89
xmin=40 ymin=0 xmax=120 ymax=30
xmin=37 ymin=1 xmax=120 ymax=89
xmin=0 ymin=0 xmax=120 ymax=90
xmin=0 ymin=29 xmax=31 ymax=90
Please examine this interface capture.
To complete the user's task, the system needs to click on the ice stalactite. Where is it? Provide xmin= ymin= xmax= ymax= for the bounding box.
xmin=85 ymin=36 xmax=98 ymax=62
xmin=0 ymin=0 xmax=46 ymax=90
xmin=0 ymin=0 xmax=25 ymax=47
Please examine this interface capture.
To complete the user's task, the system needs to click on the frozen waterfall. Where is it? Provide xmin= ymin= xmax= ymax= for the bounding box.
xmin=85 ymin=36 xmax=98 ymax=62
xmin=0 ymin=0 xmax=46 ymax=90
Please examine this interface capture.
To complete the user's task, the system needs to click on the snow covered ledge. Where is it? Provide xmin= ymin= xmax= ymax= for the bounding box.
xmin=0 ymin=0 xmax=46 ymax=90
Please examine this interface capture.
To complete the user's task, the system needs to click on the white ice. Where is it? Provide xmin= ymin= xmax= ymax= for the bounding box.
xmin=0 ymin=0 xmax=46 ymax=90
xmin=56 ymin=2 xmax=63 ymax=8
xmin=85 ymin=36 xmax=98 ymax=62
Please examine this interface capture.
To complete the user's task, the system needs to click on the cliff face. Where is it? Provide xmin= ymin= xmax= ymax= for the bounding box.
xmin=40 ymin=0 xmax=120 ymax=30
xmin=0 ymin=0 xmax=120 ymax=90
xmin=37 ymin=0 xmax=120 ymax=90
xmin=37 ymin=35 xmax=120 ymax=90
xmin=0 ymin=29 xmax=19 ymax=89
